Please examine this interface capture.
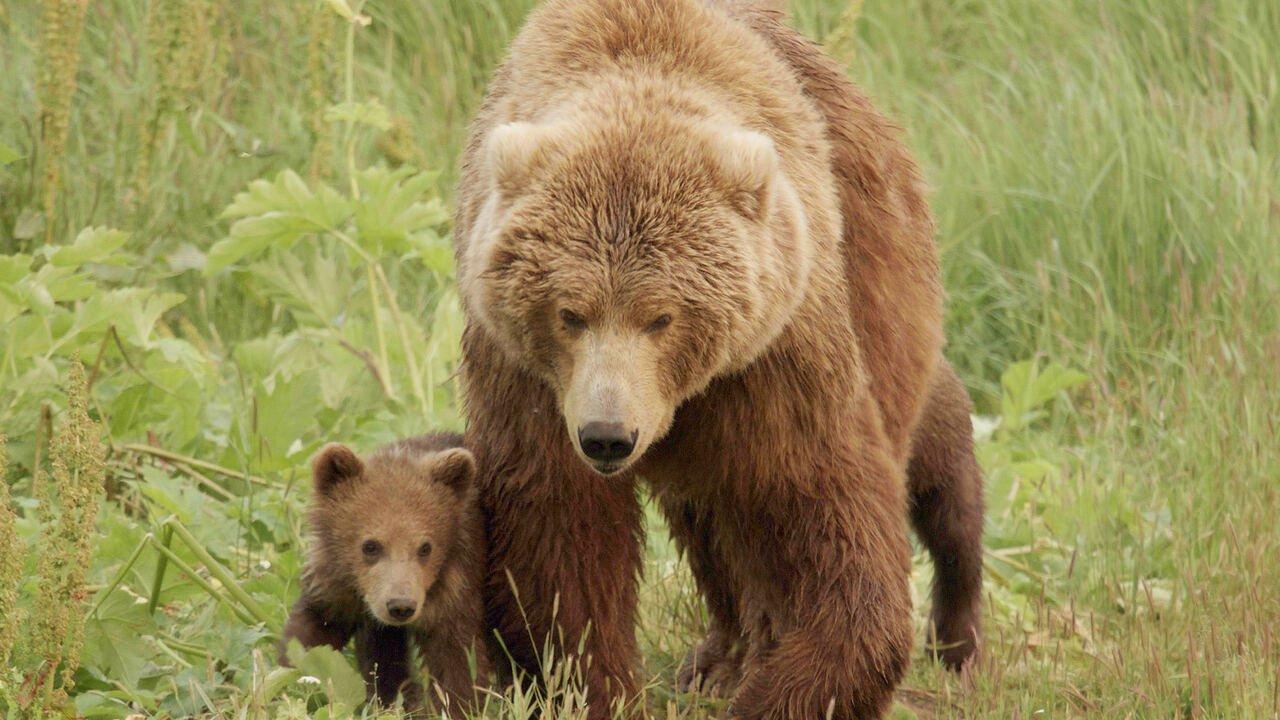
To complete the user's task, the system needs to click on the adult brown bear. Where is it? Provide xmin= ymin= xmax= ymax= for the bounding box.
xmin=452 ymin=1 xmax=984 ymax=717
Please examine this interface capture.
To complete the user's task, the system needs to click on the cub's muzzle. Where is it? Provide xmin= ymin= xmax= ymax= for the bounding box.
xmin=385 ymin=597 xmax=418 ymax=624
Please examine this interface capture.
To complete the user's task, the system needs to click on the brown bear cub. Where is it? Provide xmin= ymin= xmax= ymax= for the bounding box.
xmin=280 ymin=432 xmax=490 ymax=716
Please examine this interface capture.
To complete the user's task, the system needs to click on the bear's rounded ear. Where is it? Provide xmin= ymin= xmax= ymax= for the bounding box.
xmin=486 ymin=121 xmax=557 ymax=200
xmin=312 ymin=443 xmax=363 ymax=496
xmin=431 ymin=448 xmax=476 ymax=495
xmin=712 ymin=129 xmax=778 ymax=220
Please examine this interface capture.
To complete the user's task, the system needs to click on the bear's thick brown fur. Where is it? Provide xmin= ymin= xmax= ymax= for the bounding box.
xmin=280 ymin=433 xmax=490 ymax=716
xmin=453 ymin=1 xmax=984 ymax=717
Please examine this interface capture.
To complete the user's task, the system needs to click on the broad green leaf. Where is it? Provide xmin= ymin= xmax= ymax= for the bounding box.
xmin=0 ymin=253 xmax=33 ymax=283
xmin=253 ymin=370 xmax=321 ymax=467
xmin=224 ymin=369 xmax=321 ymax=472
xmin=134 ymin=467 xmax=240 ymax=550
xmin=353 ymin=167 xmax=447 ymax=253
xmin=287 ymin=641 xmax=367 ymax=712
xmin=260 ymin=667 xmax=303 ymax=704
xmin=74 ymin=689 xmax=142 ymax=718
xmin=82 ymin=589 xmax=159 ymax=687
xmin=119 ymin=290 xmax=185 ymax=348
xmin=221 ymin=171 xmax=323 ymax=219
xmin=0 ymin=140 xmax=21 ymax=166
xmin=325 ymin=99 xmax=391 ymax=130
xmin=75 ymin=288 xmax=144 ymax=337
xmin=13 ymin=279 xmax=56 ymax=315
xmin=1000 ymin=360 xmax=1089 ymax=431
xmin=0 ymin=289 xmax=22 ymax=324
xmin=46 ymin=226 xmax=130 ymax=267
xmin=207 ymin=215 xmax=309 ymax=273
xmin=1026 ymin=363 xmax=1089 ymax=407
xmin=415 ymin=238 xmax=455 ymax=276
xmin=208 ymin=171 xmax=351 ymax=274
xmin=46 ymin=271 xmax=96 ymax=305
xmin=22 ymin=263 xmax=96 ymax=308
xmin=245 ymin=252 xmax=350 ymax=329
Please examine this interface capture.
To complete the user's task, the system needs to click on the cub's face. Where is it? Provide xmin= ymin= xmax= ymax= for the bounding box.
xmin=461 ymin=117 xmax=811 ymax=476
xmin=310 ymin=444 xmax=475 ymax=626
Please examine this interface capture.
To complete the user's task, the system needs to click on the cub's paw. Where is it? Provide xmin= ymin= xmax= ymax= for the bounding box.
xmin=397 ymin=680 xmax=427 ymax=717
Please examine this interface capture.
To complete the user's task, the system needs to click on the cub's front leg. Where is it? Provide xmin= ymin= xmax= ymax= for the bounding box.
xmin=278 ymin=597 xmax=356 ymax=664
xmin=354 ymin=621 xmax=414 ymax=708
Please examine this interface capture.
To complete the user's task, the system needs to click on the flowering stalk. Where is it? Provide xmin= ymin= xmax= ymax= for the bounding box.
xmin=30 ymin=362 xmax=106 ymax=711
xmin=36 ymin=0 xmax=90 ymax=243
xmin=0 ymin=436 xmax=21 ymax=668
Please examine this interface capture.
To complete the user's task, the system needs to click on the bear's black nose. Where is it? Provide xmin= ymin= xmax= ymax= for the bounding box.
xmin=578 ymin=422 xmax=637 ymax=463
xmin=386 ymin=598 xmax=417 ymax=622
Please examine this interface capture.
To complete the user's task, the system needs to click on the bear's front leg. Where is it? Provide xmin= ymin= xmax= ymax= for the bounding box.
xmin=482 ymin=463 xmax=644 ymax=718
xmin=729 ymin=443 xmax=914 ymax=719
xmin=658 ymin=495 xmax=745 ymax=695
xmin=415 ymin=625 xmax=490 ymax=718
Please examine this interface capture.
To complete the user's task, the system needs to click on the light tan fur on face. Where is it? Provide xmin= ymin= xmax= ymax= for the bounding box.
xmin=558 ymin=325 xmax=672 ymax=474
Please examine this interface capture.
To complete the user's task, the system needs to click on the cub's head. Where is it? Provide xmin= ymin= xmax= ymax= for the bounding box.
xmin=461 ymin=110 xmax=812 ymax=476
xmin=310 ymin=443 xmax=475 ymax=626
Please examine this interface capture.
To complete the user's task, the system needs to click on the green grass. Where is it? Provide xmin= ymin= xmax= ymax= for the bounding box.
xmin=1 ymin=0 xmax=1278 ymax=717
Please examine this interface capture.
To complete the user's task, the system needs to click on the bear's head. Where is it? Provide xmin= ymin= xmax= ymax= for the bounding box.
xmin=309 ymin=443 xmax=476 ymax=626
xmin=461 ymin=108 xmax=813 ymax=476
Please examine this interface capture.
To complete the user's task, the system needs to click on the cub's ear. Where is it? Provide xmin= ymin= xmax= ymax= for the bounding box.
xmin=430 ymin=448 xmax=476 ymax=495
xmin=312 ymin=443 xmax=363 ymax=496
xmin=486 ymin=121 xmax=558 ymax=199
xmin=712 ymin=129 xmax=778 ymax=220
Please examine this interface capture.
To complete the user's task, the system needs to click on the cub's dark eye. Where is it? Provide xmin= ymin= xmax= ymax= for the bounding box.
xmin=559 ymin=309 xmax=587 ymax=331
xmin=360 ymin=540 xmax=382 ymax=559
xmin=646 ymin=314 xmax=673 ymax=333
xmin=417 ymin=542 xmax=433 ymax=559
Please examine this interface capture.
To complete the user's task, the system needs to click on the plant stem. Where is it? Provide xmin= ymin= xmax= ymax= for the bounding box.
xmin=147 ymin=524 xmax=175 ymax=616
xmin=341 ymin=0 xmax=366 ymax=200
xmin=88 ymin=534 xmax=152 ymax=618
xmin=366 ymin=264 xmax=396 ymax=401
xmin=120 ymin=443 xmax=270 ymax=487
xmin=166 ymin=518 xmax=279 ymax=632
xmin=374 ymin=264 xmax=427 ymax=414
xmin=147 ymin=534 xmax=258 ymax=627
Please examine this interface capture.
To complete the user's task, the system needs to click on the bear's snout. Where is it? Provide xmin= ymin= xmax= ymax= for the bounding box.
xmin=578 ymin=422 xmax=637 ymax=466
xmin=386 ymin=597 xmax=418 ymax=623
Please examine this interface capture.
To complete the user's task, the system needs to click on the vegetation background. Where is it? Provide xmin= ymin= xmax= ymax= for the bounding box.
xmin=0 ymin=0 xmax=1277 ymax=717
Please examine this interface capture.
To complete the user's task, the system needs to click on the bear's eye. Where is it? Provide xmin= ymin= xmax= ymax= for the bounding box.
xmin=417 ymin=542 xmax=433 ymax=559
xmin=645 ymin=314 xmax=673 ymax=333
xmin=559 ymin=309 xmax=587 ymax=332
xmin=360 ymin=540 xmax=382 ymax=560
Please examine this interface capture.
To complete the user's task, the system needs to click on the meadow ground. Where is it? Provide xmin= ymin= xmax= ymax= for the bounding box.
xmin=0 ymin=1 xmax=1277 ymax=717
